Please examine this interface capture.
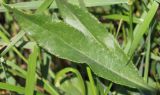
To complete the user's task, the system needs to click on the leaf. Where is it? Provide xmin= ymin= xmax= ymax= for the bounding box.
xmin=3 ymin=4 xmax=155 ymax=94
xmin=103 ymin=14 xmax=142 ymax=24
xmin=25 ymin=46 xmax=39 ymax=95
xmin=0 ymin=82 xmax=24 ymax=94
xmin=55 ymin=0 xmax=154 ymax=91
xmin=55 ymin=67 xmax=85 ymax=95
xmin=86 ymin=67 xmax=97 ymax=95
xmin=43 ymin=79 xmax=59 ymax=95
xmin=155 ymin=0 xmax=160 ymax=3
xmin=125 ymin=1 xmax=159 ymax=55
xmin=35 ymin=0 xmax=54 ymax=14
xmin=157 ymin=63 xmax=160 ymax=79
xmin=58 ymin=77 xmax=94 ymax=95
xmin=6 ymin=60 xmax=59 ymax=95
xmin=0 ymin=26 xmax=27 ymax=63
xmin=0 ymin=31 xmax=25 ymax=56
xmin=0 ymin=0 xmax=128 ymax=12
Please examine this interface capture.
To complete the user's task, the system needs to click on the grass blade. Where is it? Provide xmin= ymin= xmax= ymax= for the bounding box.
xmin=86 ymin=67 xmax=97 ymax=95
xmin=55 ymin=67 xmax=85 ymax=95
xmin=0 ymin=29 xmax=27 ymax=63
xmin=0 ymin=31 xmax=25 ymax=57
xmin=0 ymin=82 xmax=24 ymax=94
xmin=36 ymin=0 xmax=54 ymax=14
xmin=144 ymin=20 xmax=157 ymax=82
xmin=103 ymin=14 xmax=142 ymax=24
xmin=43 ymin=79 xmax=59 ymax=95
xmin=125 ymin=1 xmax=159 ymax=56
xmin=25 ymin=46 xmax=39 ymax=95
xmin=0 ymin=0 xmax=128 ymax=12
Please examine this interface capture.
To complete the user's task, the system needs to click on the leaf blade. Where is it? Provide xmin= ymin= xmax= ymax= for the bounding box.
xmin=0 ymin=82 xmax=24 ymax=94
xmin=0 ymin=0 xmax=128 ymax=12
xmin=55 ymin=0 xmax=154 ymax=91
xmin=5 ymin=4 xmax=155 ymax=93
xmin=125 ymin=1 xmax=159 ymax=55
xmin=25 ymin=46 xmax=39 ymax=95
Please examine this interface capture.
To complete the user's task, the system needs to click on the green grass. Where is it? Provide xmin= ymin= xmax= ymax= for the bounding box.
xmin=25 ymin=46 xmax=38 ymax=95
xmin=0 ymin=0 xmax=160 ymax=95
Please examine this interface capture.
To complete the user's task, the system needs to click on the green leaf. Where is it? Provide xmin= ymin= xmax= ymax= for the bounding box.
xmin=0 ymin=31 xmax=26 ymax=57
xmin=86 ymin=67 xmax=97 ymax=95
xmin=55 ymin=0 xmax=154 ymax=91
xmin=125 ymin=1 xmax=159 ymax=55
xmin=0 ymin=26 xmax=27 ymax=63
xmin=0 ymin=82 xmax=24 ymax=94
xmin=0 ymin=0 xmax=128 ymax=12
xmin=6 ymin=60 xmax=59 ymax=95
xmin=25 ymin=45 xmax=39 ymax=95
xmin=59 ymin=78 xmax=82 ymax=95
xmin=55 ymin=67 xmax=85 ymax=95
xmin=4 ymin=4 xmax=155 ymax=94
xmin=35 ymin=0 xmax=54 ymax=14
xmin=58 ymin=77 xmax=94 ymax=95
xmin=155 ymin=0 xmax=160 ymax=3
xmin=43 ymin=79 xmax=59 ymax=95
xmin=103 ymin=14 xmax=142 ymax=24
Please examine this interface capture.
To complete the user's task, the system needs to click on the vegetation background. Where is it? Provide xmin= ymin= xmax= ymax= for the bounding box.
xmin=0 ymin=0 xmax=160 ymax=95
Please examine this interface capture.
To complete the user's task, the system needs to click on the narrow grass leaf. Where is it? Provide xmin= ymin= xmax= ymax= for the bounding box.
xmin=0 ymin=25 xmax=58 ymax=94
xmin=125 ymin=1 xmax=159 ymax=56
xmin=144 ymin=27 xmax=151 ymax=82
xmin=155 ymin=0 xmax=160 ymax=3
xmin=25 ymin=46 xmax=39 ymax=95
xmin=0 ymin=31 xmax=25 ymax=56
xmin=36 ymin=0 xmax=54 ymax=14
xmin=43 ymin=79 xmax=59 ymax=95
xmin=0 ymin=0 xmax=128 ymax=12
xmin=55 ymin=67 xmax=85 ymax=95
xmin=6 ymin=61 xmax=27 ymax=77
xmin=0 ymin=29 xmax=27 ymax=63
xmin=86 ymin=67 xmax=97 ymax=95
xmin=6 ymin=61 xmax=59 ymax=95
xmin=0 ymin=82 xmax=24 ymax=94
xmin=103 ymin=14 xmax=142 ymax=24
